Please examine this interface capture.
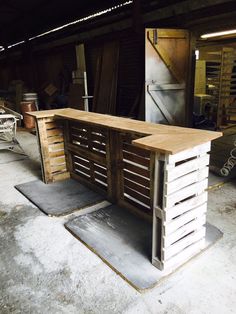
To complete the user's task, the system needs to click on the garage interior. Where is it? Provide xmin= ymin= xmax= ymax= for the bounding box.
xmin=0 ymin=1 xmax=236 ymax=313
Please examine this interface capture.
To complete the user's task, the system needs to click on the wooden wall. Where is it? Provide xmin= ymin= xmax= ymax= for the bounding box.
xmin=0 ymin=44 xmax=76 ymax=92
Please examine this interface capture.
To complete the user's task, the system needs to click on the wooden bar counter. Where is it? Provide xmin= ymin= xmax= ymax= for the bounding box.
xmin=29 ymin=108 xmax=221 ymax=271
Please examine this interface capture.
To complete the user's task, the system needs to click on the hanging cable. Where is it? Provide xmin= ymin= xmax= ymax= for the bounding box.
xmin=220 ymin=139 xmax=236 ymax=176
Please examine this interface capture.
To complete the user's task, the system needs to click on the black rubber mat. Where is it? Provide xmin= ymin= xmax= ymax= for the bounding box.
xmin=65 ymin=205 xmax=223 ymax=291
xmin=15 ymin=178 xmax=105 ymax=216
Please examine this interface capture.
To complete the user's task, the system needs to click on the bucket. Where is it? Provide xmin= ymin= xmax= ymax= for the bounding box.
xmin=20 ymin=101 xmax=37 ymax=129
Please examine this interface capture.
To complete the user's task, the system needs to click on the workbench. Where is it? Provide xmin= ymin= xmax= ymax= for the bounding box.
xmin=29 ymin=108 xmax=221 ymax=271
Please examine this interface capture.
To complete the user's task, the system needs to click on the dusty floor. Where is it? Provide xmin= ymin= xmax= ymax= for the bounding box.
xmin=0 ymin=130 xmax=236 ymax=314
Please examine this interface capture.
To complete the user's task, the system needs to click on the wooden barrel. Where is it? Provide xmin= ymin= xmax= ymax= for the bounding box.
xmin=20 ymin=101 xmax=37 ymax=129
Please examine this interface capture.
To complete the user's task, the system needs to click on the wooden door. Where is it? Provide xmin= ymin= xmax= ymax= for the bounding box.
xmin=145 ymin=29 xmax=193 ymax=126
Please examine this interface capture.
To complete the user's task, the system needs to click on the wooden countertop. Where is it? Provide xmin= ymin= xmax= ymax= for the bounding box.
xmin=27 ymin=108 xmax=66 ymax=118
xmin=28 ymin=108 xmax=222 ymax=154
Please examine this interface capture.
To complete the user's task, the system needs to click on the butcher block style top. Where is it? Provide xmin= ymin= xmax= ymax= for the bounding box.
xmin=28 ymin=108 xmax=222 ymax=154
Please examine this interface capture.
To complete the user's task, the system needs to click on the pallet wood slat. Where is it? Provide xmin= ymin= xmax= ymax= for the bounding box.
xmin=123 ymin=170 xmax=150 ymax=188
xmin=47 ymin=135 xmax=64 ymax=144
xmin=123 ymin=142 xmax=151 ymax=158
xmin=164 ymin=179 xmax=208 ymax=209
xmin=34 ymin=117 xmax=69 ymax=183
xmin=123 ymin=151 xmax=150 ymax=168
xmin=92 ymin=141 xmax=106 ymax=152
xmin=163 ymin=215 xmax=206 ymax=247
xmin=163 ymin=203 xmax=207 ymax=236
xmin=45 ymin=122 xmax=59 ymax=130
xmin=71 ymin=136 xmax=89 ymax=148
xmin=163 ymin=238 xmax=205 ymax=270
xmin=48 ymin=142 xmax=65 ymax=151
xmin=73 ymin=155 xmax=90 ymax=168
xmin=94 ymin=172 xmax=107 ymax=184
xmin=123 ymin=161 xmax=150 ymax=178
xmin=124 ymin=178 xmax=150 ymax=197
xmin=94 ymin=164 xmax=107 ymax=176
xmin=165 ymin=154 xmax=209 ymax=182
xmin=47 ymin=128 xmax=63 ymax=137
xmin=123 ymin=195 xmax=151 ymax=212
xmin=124 ymin=186 xmax=151 ymax=207
xmin=49 ymin=150 xmax=65 ymax=158
xmin=164 ymin=192 xmax=208 ymax=221
xmin=167 ymin=142 xmax=211 ymax=163
xmin=165 ymin=167 xmax=209 ymax=195
xmin=68 ymin=143 xmax=107 ymax=166
xmin=51 ymin=163 xmax=67 ymax=174
xmin=49 ymin=156 xmax=66 ymax=166
xmin=163 ymin=227 xmax=206 ymax=260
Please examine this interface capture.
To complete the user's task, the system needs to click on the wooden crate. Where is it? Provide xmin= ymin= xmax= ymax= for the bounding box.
xmin=35 ymin=117 xmax=70 ymax=183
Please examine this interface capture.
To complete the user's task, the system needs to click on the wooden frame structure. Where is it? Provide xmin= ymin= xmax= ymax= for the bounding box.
xmin=29 ymin=108 xmax=221 ymax=271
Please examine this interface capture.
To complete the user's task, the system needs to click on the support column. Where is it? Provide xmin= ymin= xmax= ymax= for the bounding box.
xmin=152 ymin=142 xmax=211 ymax=271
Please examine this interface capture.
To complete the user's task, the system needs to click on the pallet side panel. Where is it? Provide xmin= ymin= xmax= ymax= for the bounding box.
xmin=152 ymin=142 xmax=211 ymax=270
xmin=36 ymin=117 xmax=69 ymax=183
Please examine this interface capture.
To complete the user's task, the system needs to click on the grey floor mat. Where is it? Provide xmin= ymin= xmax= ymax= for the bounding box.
xmin=15 ymin=178 xmax=105 ymax=216
xmin=65 ymin=205 xmax=223 ymax=291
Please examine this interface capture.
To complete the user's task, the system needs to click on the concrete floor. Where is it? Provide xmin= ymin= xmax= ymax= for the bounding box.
xmin=0 ymin=130 xmax=236 ymax=314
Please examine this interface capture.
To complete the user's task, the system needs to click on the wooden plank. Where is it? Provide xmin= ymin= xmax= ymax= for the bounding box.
xmin=52 ymin=172 xmax=70 ymax=182
xmin=51 ymin=163 xmax=67 ymax=173
xmin=164 ymin=192 xmax=208 ymax=221
xmin=48 ymin=143 xmax=65 ymax=151
xmin=166 ymin=154 xmax=209 ymax=182
xmin=47 ymin=135 xmax=64 ymax=144
xmin=167 ymin=142 xmax=211 ymax=163
xmin=165 ymin=167 xmax=209 ymax=195
xmin=123 ymin=142 xmax=150 ymax=158
xmin=133 ymin=134 xmax=216 ymax=155
xmin=163 ymin=227 xmax=206 ymax=260
xmin=51 ymin=109 xmax=221 ymax=154
xmin=49 ymin=150 xmax=65 ymax=158
xmin=147 ymin=31 xmax=183 ymax=83
xmin=124 ymin=186 xmax=150 ymax=207
xmin=45 ymin=122 xmax=59 ymax=130
xmin=94 ymin=164 xmax=107 ymax=176
xmin=47 ymin=128 xmax=63 ymax=137
xmin=163 ymin=238 xmax=205 ymax=270
xmin=70 ymin=128 xmax=88 ymax=139
xmin=163 ymin=215 xmax=206 ymax=247
xmin=50 ymin=156 xmax=66 ymax=166
xmin=27 ymin=108 xmax=66 ymax=118
xmin=94 ymin=172 xmax=107 ymax=184
xmin=124 ymin=178 xmax=150 ymax=197
xmin=92 ymin=141 xmax=106 ymax=152
xmin=36 ymin=119 xmax=52 ymax=183
xmin=123 ymin=161 xmax=150 ymax=178
xmin=67 ymin=143 xmax=106 ymax=166
xmin=63 ymin=120 xmax=74 ymax=176
xmin=73 ymin=156 xmax=90 ymax=168
xmin=91 ymin=133 xmax=107 ymax=142
xmin=123 ymin=170 xmax=150 ymax=188
xmin=163 ymin=203 xmax=207 ymax=236
xmin=123 ymin=151 xmax=150 ymax=168
xmin=71 ymin=135 xmax=88 ymax=147
xmin=71 ymin=172 xmax=107 ymax=196
xmin=164 ymin=179 xmax=208 ymax=209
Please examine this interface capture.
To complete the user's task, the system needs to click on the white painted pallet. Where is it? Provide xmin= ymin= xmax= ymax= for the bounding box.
xmin=152 ymin=141 xmax=211 ymax=271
